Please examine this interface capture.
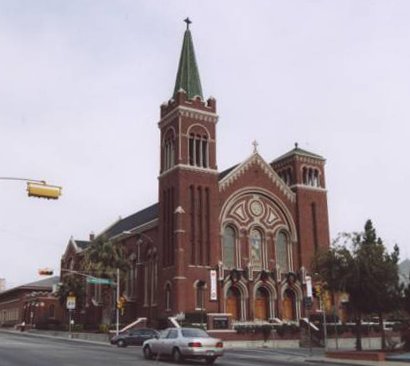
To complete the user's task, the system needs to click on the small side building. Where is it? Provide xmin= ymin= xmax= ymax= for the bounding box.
xmin=0 ymin=276 xmax=60 ymax=328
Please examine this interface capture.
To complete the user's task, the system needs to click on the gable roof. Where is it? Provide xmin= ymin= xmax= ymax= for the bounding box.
xmin=219 ymin=152 xmax=295 ymax=202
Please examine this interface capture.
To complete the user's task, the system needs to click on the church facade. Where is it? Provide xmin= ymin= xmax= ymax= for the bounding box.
xmin=61 ymin=22 xmax=330 ymax=328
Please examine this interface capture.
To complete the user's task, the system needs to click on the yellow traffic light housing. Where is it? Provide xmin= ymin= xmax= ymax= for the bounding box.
xmin=27 ymin=182 xmax=62 ymax=200
xmin=117 ymin=296 xmax=126 ymax=310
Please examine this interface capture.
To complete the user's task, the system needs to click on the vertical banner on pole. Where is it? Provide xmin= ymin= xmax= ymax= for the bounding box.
xmin=210 ymin=270 xmax=217 ymax=300
xmin=305 ymin=275 xmax=312 ymax=299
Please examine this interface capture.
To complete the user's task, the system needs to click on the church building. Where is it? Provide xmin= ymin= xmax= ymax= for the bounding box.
xmin=61 ymin=20 xmax=330 ymax=328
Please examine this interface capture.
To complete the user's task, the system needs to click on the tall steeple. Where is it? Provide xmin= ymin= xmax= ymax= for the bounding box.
xmin=172 ymin=18 xmax=203 ymax=100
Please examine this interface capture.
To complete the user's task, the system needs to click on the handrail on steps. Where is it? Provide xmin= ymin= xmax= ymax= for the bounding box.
xmin=109 ymin=317 xmax=147 ymax=334
xmin=301 ymin=317 xmax=319 ymax=332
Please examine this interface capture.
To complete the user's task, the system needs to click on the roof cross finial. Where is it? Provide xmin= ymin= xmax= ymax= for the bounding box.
xmin=252 ymin=140 xmax=259 ymax=154
xmin=184 ymin=17 xmax=192 ymax=30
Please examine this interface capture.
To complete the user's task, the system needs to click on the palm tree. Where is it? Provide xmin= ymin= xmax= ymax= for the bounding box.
xmin=83 ymin=235 xmax=129 ymax=325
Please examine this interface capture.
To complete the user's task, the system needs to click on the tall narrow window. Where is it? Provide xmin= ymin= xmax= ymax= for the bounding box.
xmin=165 ymin=284 xmax=172 ymax=311
xmin=48 ymin=304 xmax=55 ymax=319
xmin=202 ymin=137 xmax=208 ymax=167
xmin=223 ymin=226 xmax=236 ymax=268
xmin=195 ymin=135 xmax=201 ymax=166
xmin=275 ymin=231 xmax=289 ymax=273
xmin=250 ymin=229 xmax=262 ymax=268
xmin=189 ymin=135 xmax=195 ymax=165
xmin=126 ymin=262 xmax=136 ymax=299
xmin=196 ymin=280 xmax=206 ymax=310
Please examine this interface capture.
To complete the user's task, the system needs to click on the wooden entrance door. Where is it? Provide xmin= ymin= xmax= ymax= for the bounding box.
xmin=226 ymin=287 xmax=240 ymax=320
xmin=254 ymin=287 xmax=269 ymax=320
xmin=282 ymin=289 xmax=296 ymax=321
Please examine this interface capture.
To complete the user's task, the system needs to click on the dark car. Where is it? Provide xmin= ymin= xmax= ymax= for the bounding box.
xmin=111 ymin=328 xmax=159 ymax=347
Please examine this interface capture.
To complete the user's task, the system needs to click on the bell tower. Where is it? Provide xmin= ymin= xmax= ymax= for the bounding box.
xmin=158 ymin=19 xmax=219 ymax=314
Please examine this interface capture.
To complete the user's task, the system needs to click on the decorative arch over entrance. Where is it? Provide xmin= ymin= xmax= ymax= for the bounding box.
xmin=223 ymin=280 xmax=248 ymax=321
xmin=252 ymin=279 xmax=277 ymax=321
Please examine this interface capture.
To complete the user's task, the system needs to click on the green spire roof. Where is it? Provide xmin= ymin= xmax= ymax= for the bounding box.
xmin=172 ymin=19 xmax=203 ymax=100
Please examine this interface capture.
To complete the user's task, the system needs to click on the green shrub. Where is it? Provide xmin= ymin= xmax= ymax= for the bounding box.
xmin=98 ymin=324 xmax=110 ymax=333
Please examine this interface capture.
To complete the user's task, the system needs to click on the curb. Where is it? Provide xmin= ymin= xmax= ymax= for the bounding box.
xmin=0 ymin=329 xmax=111 ymax=347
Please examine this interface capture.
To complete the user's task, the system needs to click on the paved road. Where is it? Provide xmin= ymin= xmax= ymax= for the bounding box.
xmin=0 ymin=331 xmax=342 ymax=366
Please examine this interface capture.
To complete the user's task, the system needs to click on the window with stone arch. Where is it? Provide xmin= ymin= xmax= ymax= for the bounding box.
xmin=275 ymin=231 xmax=290 ymax=273
xmin=250 ymin=228 xmax=263 ymax=269
xmin=222 ymin=225 xmax=236 ymax=268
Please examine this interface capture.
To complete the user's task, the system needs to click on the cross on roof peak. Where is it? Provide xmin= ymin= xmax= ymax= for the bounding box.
xmin=252 ymin=140 xmax=259 ymax=154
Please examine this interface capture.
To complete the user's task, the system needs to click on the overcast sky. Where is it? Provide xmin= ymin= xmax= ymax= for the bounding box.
xmin=1 ymin=1 xmax=409 ymax=288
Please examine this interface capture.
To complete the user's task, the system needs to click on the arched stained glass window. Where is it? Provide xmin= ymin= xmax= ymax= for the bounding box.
xmin=250 ymin=229 xmax=262 ymax=268
xmin=276 ymin=231 xmax=289 ymax=273
xmin=223 ymin=226 xmax=236 ymax=268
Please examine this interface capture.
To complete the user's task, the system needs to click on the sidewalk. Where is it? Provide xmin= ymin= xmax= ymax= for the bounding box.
xmin=308 ymin=354 xmax=410 ymax=366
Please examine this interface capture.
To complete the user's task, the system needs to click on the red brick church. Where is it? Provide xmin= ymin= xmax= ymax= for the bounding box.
xmin=61 ymin=20 xmax=330 ymax=329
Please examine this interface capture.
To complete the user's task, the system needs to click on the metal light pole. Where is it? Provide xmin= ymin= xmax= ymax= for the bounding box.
xmin=320 ymin=297 xmax=328 ymax=350
xmin=116 ymin=268 xmax=120 ymax=336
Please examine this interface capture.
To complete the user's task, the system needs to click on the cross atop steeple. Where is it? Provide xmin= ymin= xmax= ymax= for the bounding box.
xmin=184 ymin=17 xmax=192 ymax=29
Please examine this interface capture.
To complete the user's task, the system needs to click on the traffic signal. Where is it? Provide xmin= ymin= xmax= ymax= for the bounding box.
xmin=27 ymin=182 xmax=62 ymax=200
xmin=313 ymin=283 xmax=322 ymax=298
xmin=117 ymin=296 xmax=126 ymax=309
xmin=38 ymin=268 xmax=54 ymax=276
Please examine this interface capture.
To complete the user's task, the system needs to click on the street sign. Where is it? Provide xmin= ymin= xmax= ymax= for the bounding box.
xmin=66 ymin=296 xmax=76 ymax=310
xmin=86 ymin=277 xmax=114 ymax=285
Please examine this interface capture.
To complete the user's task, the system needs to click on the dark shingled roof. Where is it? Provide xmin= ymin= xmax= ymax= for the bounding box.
xmin=23 ymin=276 xmax=60 ymax=289
xmin=75 ymin=240 xmax=90 ymax=250
xmin=104 ymin=203 xmax=159 ymax=239
xmin=218 ymin=164 xmax=239 ymax=181
xmin=0 ymin=276 xmax=60 ymax=296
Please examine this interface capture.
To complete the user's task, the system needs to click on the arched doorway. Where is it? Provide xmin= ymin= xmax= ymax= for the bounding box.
xmin=254 ymin=287 xmax=269 ymax=320
xmin=226 ymin=287 xmax=240 ymax=320
xmin=282 ymin=289 xmax=296 ymax=321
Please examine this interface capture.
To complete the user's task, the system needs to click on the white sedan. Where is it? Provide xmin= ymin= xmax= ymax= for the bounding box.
xmin=142 ymin=327 xmax=224 ymax=364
